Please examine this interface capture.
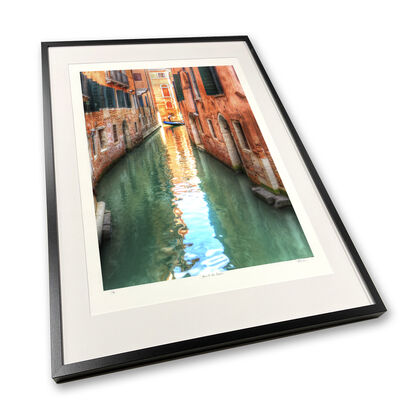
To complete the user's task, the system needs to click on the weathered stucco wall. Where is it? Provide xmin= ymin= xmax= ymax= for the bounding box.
xmin=82 ymin=70 xmax=160 ymax=187
xmin=171 ymin=66 xmax=285 ymax=194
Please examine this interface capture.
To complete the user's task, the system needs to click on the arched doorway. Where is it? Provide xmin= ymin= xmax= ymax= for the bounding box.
xmin=189 ymin=114 xmax=202 ymax=146
xmin=218 ymin=114 xmax=242 ymax=170
xmin=122 ymin=120 xmax=130 ymax=149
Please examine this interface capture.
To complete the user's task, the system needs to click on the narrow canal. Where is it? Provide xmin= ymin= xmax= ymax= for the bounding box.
xmin=97 ymin=126 xmax=313 ymax=290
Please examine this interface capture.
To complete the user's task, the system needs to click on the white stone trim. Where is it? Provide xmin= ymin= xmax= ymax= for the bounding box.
xmin=261 ymin=158 xmax=279 ymax=190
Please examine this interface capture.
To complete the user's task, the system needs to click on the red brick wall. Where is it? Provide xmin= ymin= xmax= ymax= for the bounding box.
xmin=171 ymin=66 xmax=285 ymax=193
xmin=82 ymin=70 xmax=160 ymax=187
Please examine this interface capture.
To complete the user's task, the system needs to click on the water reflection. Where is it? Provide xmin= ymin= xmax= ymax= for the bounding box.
xmin=162 ymin=126 xmax=229 ymax=279
xmin=96 ymin=126 xmax=312 ymax=290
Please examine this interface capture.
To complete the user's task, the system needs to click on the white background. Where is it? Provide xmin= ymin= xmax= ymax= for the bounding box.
xmin=1 ymin=0 xmax=401 ymax=413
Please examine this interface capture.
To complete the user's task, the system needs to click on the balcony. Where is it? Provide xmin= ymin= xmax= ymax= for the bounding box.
xmin=107 ymin=70 xmax=129 ymax=87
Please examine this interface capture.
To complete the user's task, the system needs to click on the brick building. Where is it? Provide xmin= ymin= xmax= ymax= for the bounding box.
xmin=148 ymin=69 xmax=181 ymax=122
xmin=170 ymin=66 xmax=286 ymax=195
xmin=81 ymin=69 xmax=160 ymax=186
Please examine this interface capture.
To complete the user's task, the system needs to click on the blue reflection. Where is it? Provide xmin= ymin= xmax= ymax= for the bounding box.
xmin=163 ymin=126 xmax=229 ymax=279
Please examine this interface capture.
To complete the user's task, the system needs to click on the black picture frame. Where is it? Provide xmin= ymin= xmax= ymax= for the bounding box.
xmin=42 ymin=36 xmax=386 ymax=383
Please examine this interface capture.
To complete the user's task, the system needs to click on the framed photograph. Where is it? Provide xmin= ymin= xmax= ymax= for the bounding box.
xmin=42 ymin=36 xmax=386 ymax=383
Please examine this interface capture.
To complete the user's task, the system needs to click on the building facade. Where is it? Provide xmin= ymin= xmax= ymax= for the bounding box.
xmin=170 ymin=66 xmax=285 ymax=194
xmin=81 ymin=69 xmax=160 ymax=186
xmin=148 ymin=69 xmax=181 ymax=122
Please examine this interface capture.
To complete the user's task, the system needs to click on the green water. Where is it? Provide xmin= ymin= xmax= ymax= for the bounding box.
xmin=96 ymin=126 xmax=313 ymax=290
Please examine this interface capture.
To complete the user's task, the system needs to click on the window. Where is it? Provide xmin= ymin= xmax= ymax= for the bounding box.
xmin=108 ymin=70 xmax=129 ymax=87
xmin=232 ymin=121 xmax=250 ymax=149
xmin=161 ymin=84 xmax=170 ymax=98
xmin=81 ymin=73 xmax=90 ymax=98
xmin=87 ymin=80 xmax=101 ymax=112
xmin=197 ymin=118 xmax=204 ymax=133
xmin=166 ymin=101 xmax=173 ymax=109
xmin=124 ymin=92 xmax=132 ymax=108
xmin=145 ymin=95 xmax=149 ymax=107
xmin=172 ymin=74 xmax=184 ymax=101
xmin=116 ymin=90 xmax=125 ymax=108
xmin=112 ymin=125 xmax=118 ymax=143
xmin=134 ymin=122 xmax=138 ymax=133
xmin=85 ymin=80 xmax=117 ymax=111
xmin=189 ymin=68 xmax=201 ymax=99
xmin=198 ymin=67 xmax=223 ymax=96
xmin=105 ymin=86 xmax=116 ymax=108
xmin=207 ymin=119 xmax=217 ymax=138
xmin=89 ymin=133 xmax=97 ymax=157
xmin=133 ymin=73 xmax=142 ymax=81
xmin=97 ymin=85 xmax=106 ymax=109
xmin=99 ymin=128 xmax=108 ymax=150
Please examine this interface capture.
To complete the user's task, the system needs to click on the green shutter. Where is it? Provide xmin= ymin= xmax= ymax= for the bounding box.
xmin=173 ymin=74 xmax=184 ymax=101
xmin=102 ymin=86 xmax=108 ymax=108
xmin=88 ymin=80 xmax=100 ymax=112
xmin=94 ymin=83 xmax=101 ymax=110
xmin=116 ymin=90 xmax=125 ymax=108
xmin=98 ymin=85 xmax=106 ymax=109
xmin=125 ymin=92 xmax=132 ymax=108
xmin=88 ymin=80 xmax=94 ymax=111
xmin=105 ymin=87 xmax=116 ymax=108
xmin=80 ymin=73 xmax=90 ymax=98
xmin=198 ymin=67 xmax=223 ymax=96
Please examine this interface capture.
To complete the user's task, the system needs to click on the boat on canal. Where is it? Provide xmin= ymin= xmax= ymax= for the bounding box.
xmin=163 ymin=120 xmax=185 ymax=126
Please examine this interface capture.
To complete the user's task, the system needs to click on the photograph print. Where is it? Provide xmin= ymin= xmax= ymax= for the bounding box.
xmin=80 ymin=65 xmax=313 ymax=291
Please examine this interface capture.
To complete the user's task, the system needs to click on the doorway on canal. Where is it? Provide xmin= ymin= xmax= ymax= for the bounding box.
xmin=189 ymin=114 xmax=202 ymax=146
xmin=96 ymin=125 xmax=312 ymax=290
xmin=122 ymin=120 xmax=129 ymax=149
xmin=217 ymin=114 xmax=243 ymax=171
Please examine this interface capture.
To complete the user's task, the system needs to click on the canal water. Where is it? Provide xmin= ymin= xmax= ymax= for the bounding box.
xmin=96 ymin=126 xmax=313 ymax=290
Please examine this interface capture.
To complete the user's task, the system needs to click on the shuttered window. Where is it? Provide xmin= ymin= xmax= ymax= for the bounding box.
xmin=124 ymin=92 xmax=132 ymax=108
xmin=80 ymin=73 xmax=90 ymax=98
xmin=116 ymin=90 xmax=125 ymax=108
xmin=173 ymin=74 xmax=184 ymax=101
xmin=198 ymin=67 xmax=223 ymax=96
xmin=84 ymin=80 xmax=117 ymax=112
xmin=105 ymin=86 xmax=116 ymax=108
xmin=98 ymin=86 xmax=106 ymax=109
xmin=88 ymin=80 xmax=100 ymax=112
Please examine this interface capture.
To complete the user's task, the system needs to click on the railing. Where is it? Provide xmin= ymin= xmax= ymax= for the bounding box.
xmin=107 ymin=70 xmax=129 ymax=87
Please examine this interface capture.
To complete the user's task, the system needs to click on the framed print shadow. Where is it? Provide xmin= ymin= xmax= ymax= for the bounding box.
xmin=42 ymin=36 xmax=386 ymax=383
